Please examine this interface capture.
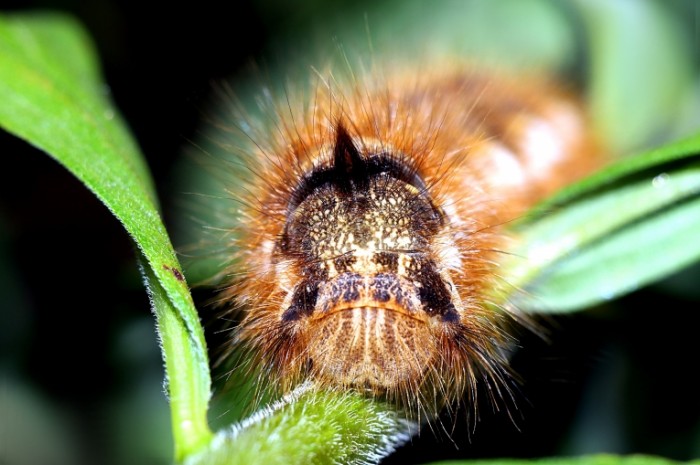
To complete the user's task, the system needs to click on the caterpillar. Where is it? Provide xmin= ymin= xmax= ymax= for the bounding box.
xmin=209 ymin=58 xmax=605 ymax=420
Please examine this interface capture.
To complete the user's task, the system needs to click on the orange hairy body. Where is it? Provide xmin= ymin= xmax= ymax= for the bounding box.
xmin=219 ymin=64 xmax=602 ymax=414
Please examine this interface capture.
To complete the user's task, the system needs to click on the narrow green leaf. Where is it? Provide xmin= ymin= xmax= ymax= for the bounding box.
xmin=0 ymin=12 xmax=212 ymax=459
xmin=502 ymin=133 xmax=700 ymax=313
xmin=429 ymin=454 xmax=700 ymax=465
xmin=186 ymin=386 xmax=415 ymax=465
xmin=529 ymin=134 xmax=700 ymax=212
xmin=142 ymin=256 xmax=213 ymax=460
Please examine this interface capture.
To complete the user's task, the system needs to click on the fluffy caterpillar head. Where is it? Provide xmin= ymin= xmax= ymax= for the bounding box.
xmin=228 ymin=120 xmax=515 ymax=417
xmin=217 ymin=63 xmax=599 ymax=419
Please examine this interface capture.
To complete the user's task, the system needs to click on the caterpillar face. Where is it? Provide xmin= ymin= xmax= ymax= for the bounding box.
xmin=221 ymin=65 xmax=602 ymax=413
xmin=278 ymin=124 xmax=461 ymax=391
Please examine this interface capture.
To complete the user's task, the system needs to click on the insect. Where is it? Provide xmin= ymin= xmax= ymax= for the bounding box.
xmin=212 ymin=59 xmax=605 ymax=419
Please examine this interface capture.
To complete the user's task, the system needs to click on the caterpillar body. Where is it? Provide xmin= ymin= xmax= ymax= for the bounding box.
xmin=214 ymin=61 xmax=604 ymax=418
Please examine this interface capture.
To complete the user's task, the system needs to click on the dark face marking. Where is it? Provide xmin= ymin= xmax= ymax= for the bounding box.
xmin=412 ymin=258 xmax=459 ymax=319
xmin=285 ymin=123 xmax=438 ymax=217
xmin=281 ymin=281 xmax=319 ymax=322
xmin=333 ymin=123 xmax=368 ymax=195
xmin=277 ymin=124 xmax=457 ymax=325
xmin=371 ymin=272 xmax=410 ymax=308
xmin=338 ymin=273 xmax=362 ymax=302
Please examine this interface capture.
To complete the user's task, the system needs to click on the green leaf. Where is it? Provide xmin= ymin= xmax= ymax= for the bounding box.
xmin=502 ymin=132 xmax=700 ymax=313
xmin=0 ymin=12 xmax=212 ymax=460
xmin=141 ymin=256 xmax=212 ymax=460
xmin=186 ymin=386 xmax=414 ymax=465
xmin=428 ymin=454 xmax=700 ymax=465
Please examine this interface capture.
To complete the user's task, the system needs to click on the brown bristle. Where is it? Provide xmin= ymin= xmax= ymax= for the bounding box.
xmin=214 ymin=60 xmax=606 ymax=420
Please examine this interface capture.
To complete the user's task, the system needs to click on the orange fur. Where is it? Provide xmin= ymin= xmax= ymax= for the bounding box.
xmin=213 ymin=60 xmax=604 ymax=420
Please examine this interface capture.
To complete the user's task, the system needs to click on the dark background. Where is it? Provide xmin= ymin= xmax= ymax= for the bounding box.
xmin=1 ymin=1 xmax=699 ymax=464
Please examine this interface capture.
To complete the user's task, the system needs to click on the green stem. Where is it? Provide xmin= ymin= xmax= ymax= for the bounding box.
xmin=186 ymin=385 xmax=415 ymax=465
xmin=142 ymin=258 xmax=213 ymax=461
